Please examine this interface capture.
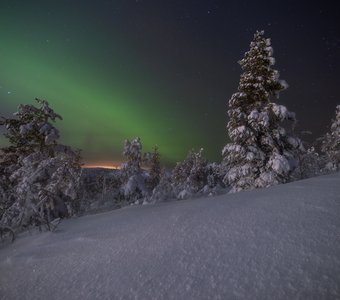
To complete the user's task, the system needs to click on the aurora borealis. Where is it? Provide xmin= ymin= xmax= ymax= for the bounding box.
xmin=1 ymin=1 xmax=339 ymax=167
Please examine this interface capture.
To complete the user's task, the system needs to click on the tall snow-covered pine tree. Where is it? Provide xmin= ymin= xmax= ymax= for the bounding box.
xmin=223 ymin=31 xmax=302 ymax=192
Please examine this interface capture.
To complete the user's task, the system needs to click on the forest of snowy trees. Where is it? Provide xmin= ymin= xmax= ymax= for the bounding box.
xmin=0 ymin=31 xmax=339 ymax=241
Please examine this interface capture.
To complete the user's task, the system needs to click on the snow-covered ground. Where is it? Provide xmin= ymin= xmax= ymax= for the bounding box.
xmin=1 ymin=173 xmax=340 ymax=300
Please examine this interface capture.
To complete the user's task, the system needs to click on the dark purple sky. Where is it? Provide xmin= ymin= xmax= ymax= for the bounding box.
xmin=1 ymin=0 xmax=339 ymax=165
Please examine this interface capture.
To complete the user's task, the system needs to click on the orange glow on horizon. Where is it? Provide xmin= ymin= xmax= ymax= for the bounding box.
xmin=83 ymin=163 xmax=121 ymax=169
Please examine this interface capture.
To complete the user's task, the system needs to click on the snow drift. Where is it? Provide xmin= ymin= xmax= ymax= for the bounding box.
xmin=1 ymin=172 xmax=340 ymax=299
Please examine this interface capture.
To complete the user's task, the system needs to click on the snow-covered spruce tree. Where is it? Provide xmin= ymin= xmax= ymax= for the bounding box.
xmin=149 ymin=170 xmax=176 ymax=203
xmin=292 ymin=129 xmax=333 ymax=180
xmin=297 ymin=147 xmax=324 ymax=179
xmin=120 ymin=137 xmax=149 ymax=202
xmin=0 ymin=169 xmax=13 ymax=220
xmin=121 ymin=137 xmax=142 ymax=176
xmin=0 ymin=99 xmax=81 ymax=232
xmin=321 ymin=105 xmax=340 ymax=170
xmin=205 ymin=162 xmax=225 ymax=191
xmin=222 ymin=31 xmax=302 ymax=192
xmin=172 ymin=148 xmax=208 ymax=199
xmin=147 ymin=145 xmax=161 ymax=191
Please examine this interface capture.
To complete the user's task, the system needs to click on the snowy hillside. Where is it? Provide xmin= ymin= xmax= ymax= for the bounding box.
xmin=1 ymin=173 xmax=340 ymax=300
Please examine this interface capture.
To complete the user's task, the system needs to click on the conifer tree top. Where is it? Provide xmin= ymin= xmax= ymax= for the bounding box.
xmin=240 ymin=30 xmax=274 ymax=72
xmin=231 ymin=30 xmax=287 ymax=111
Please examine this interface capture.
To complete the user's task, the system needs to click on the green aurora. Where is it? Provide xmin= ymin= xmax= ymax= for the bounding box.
xmin=0 ymin=2 xmax=226 ymax=167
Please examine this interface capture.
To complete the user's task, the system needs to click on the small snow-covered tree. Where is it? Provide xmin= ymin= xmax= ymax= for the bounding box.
xmin=222 ymin=31 xmax=302 ymax=192
xmin=321 ymin=105 xmax=340 ymax=170
xmin=172 ymin=148 xmax=208 ymax=198
xmin=149 ymin=170 xmax=176 ymax=203
xmin=206 ymin=162 xmax=224 ymax=189
xmin=120 ymin=137 xmax=149 ymax=202
xmin=0 ymin=173 xmax=13 ymax=222
xmin=147 ymin=146 xmax=161 ymax=191
xmin=121 ymin=137 xmax=142 ymax=176
xmin=289 ymin=131 xmax=324 ymax=179
xmin=0 ymin=99 xmax=81 ymax=232
xmin=294 ymin=146 xmax=325 ymax=179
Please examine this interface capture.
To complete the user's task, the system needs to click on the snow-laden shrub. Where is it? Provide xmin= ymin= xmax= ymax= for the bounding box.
xmin=145 ymin=169 xmax=174 ymax=203
xmin=222 ymin=31 xmax=303 ymax=192
xmin=171 ymin=149 xmax=224 ymax=199
xmin=121 ymin=172 xmax=150 ymax=203
xmin=292 ymin=147 xmax=326 ymax=179
xmin=172 ymin=149 xmax=208 ymax=197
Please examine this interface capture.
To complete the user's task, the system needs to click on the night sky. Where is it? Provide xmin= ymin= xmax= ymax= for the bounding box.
xmin=0 ymin=1 xmax=339 ymax=167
